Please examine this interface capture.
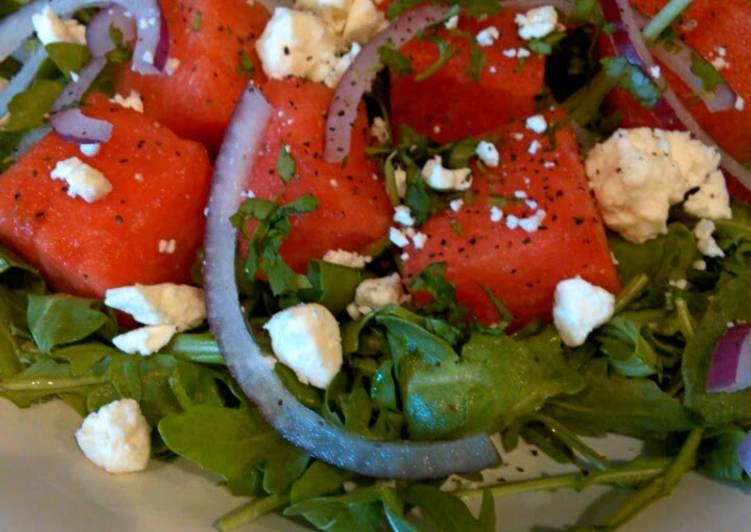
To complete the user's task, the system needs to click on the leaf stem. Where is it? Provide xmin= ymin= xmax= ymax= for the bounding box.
xmin=214 ymin=492 xmax=290 ymax=532
xmin=528 ymin=413 xmax=611 ymax=471
xmin=674 ymin=297 xmax=696 ymax=340
xmin=614 ymin=273 xmax=650 ymax=315
xmin=0 ymin=374 xmax=108 ymax=392
xmin=604 ymin=428 xmax=703 ymax=528
xmin=167 ymin=333 xmax=225 ymax=365
xmin=455 ymin=457 xmax=670 ymax=500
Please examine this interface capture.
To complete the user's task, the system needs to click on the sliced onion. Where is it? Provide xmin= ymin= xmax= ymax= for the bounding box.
xmin=205 ymin=83 xmax=499 ymax=478
xmin=51 ymin=56 xmax=107 ymax=112
xmin=49 ymin=107 xmax=112 ymax=143
xmin=0 ymin=46 xmax=47 ymax=117
xmin=324 ymin=5 xmax=452 ymax=163
xmin=706 ymin=325 xmax=751 ymax=394
xmin=602 ymin=0 xmax=751 ymax=194
xmin=739 ymin=430 xmax=751 ymax=477
xmin=630 ymin=11 xmax=736 ymax=114
xmin=0 ymin=0 xmax=165 ymax=75
xmin=85 ymin=5 xmax=136 ymax=57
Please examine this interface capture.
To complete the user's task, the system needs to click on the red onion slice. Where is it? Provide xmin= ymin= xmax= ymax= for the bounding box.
xmin=739 ymin=430 xmax=751 ymax=477
xmin=0 ymin=46 xmax=47 ymax=117
xmin=205 ymin=83 xmax=499 ymax=478
xmin=603 ymin=0 xmax=751 ymax=194
xmin=706 ymin=325 xmax=751 ymax=394
xmin=324 ymin=5 xmax=452 ymax=163
xmin=86 ymin=5 xmax=136 ymax=57
xmin=49 ymin=107 xmax=112 ymax=143
xmin=0 ymin=0 xmax=165 ymax=75
xmin=631 ymin=11 xmax=736 ymax=114
xmin=51 ymin=56 xmax=107 ymax=112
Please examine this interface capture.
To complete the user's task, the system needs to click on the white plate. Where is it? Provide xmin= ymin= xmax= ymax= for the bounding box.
xmin=2 ymin=399 xmax=750 ymax=531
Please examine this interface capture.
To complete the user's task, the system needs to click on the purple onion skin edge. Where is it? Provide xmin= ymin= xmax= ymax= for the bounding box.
xmin=706 ymin=325 xmax=751 ymax=394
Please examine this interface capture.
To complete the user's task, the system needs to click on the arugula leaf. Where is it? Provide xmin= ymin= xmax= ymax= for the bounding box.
xmin=0 ymin=244 xmax=44 ymax=292
xmin=699 ymin=426 xmax=751 ymax=485
xmin=4 ymin=79 xmax=63 ymax=131
xmin=159 ymin=405 xmax=284 ymax=479
xmin=45 ymin=42 xmax=90 ymax=77
xmin=597 ymin=316 xmax=661 ymax=378
xmin=403 ymin=484 xmax=495 ymax=532
xmin=303 ymin=259 xmax=362 ymax=315
xmin=690 ymin=52 xmax=725 ymax=93
xmin=27 ymin=294 xmax=113 ymax=354
xmin=571 ymin=0 xmax=597 ymax=23
xmin=379 ymin=41 xmax=412 ymax=76
xmin=290 ymin=461 xmax=352 ymax=504
xmin=446 ymin=137 xmax=478 ymax=169
xmin=275 ymin=145 xmax=296 ymax=184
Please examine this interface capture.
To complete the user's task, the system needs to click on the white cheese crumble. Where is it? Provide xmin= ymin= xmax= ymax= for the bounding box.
xmin=490 ymin=206 xmax=504 ymax=223
xmin=75 ymin=399 xmax=151 ymax=474
xmin=389 ymin=227 xmax=410 ymax=248
xmin=112 ymin=325 xmax=177 ymax=356
xmin=669 ymin=278 xmax=688 ymax=290
xmin=585 ymin=128 xmax=732 ymax=244
xmin=32 ymin=6 xmax=86 ymax=46
xmin=393 ymin=205 xmax=415 ymax=227
xmin=649 ymin=65 xmax=661 ymax=79
xmin=104 ymin=283 xmax=206 ymax=331
xmin=693 ymin=259 xmax=707 ymax=271
xmin=324 ymin=41 xmax=361 ymax=88
xmin=264 ymin=303 xmax=343 ymax=389
xmin=158 ymin=238 xmax=177 ymax=254
xmin=164 ymin=57 xmax=181 ymax=76
xmin=110 ymin=90 xmax=144 ymax=113
xmin=394 ymin=167 xmax=407 ymax=198
xmin=421 ymin=156 xmax=472 ymax=191
xmin=528 ymin=139 xmax=541 ymax=155
xmin=694 ymin=218 xmax=724 ymax=258
xmin=370 ymin=116 xmax=390 ymax=144
xmin=735 ymin=96 xmax=746 ymax=112
xmin=525 ymin=114 xmax=548 ymax=133
xmin=348 ymin=273 xmax=404 ymax=318
xmin=322 ymin=249 xmax=372 ymax=268
xmin=50 ymin=157 xmax=112 ymax=203
xmin=515 ymin=6 xmax=558 ymax=40
xmin=449 ymin=198 xmax=464 ymax=213
xmin=476 ymin=26 xmax=500 ymax=47
xmin=553 ymin=277 xmax=615 ymax=347
xmin=412 ymin=231 xmax=428 ymax=249
xmin=475 ymin=140 xmax=500 ymax=167
xmin=444 ymin=14 xmax=459 ymax=30
xmin=79 ymin=143 xmax=101 ymax=157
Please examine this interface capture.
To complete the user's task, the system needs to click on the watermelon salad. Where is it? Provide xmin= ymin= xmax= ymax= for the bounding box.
xmin=1 ymin=0 xmax=751 ymax=529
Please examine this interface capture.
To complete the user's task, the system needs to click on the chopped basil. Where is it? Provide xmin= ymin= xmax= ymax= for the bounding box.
xmin=237 ymin=50 xmax=255 ymax=77
xmin=466 ymin=39 xmax=486 ymax=83
xmin=45 ymin=42 xmax=90 ymax=77
xmin=690 ymin=52 xmax=726 ymax=93
xmin=191 ymin=10 xmax=203 ymax=32
xmin=378 ymin=41 xmax=412 ymax=77
xmin=414 ymin=36 xmax=454 ymax=82
xmin=275 ymin=145 xmax=296 ymax=184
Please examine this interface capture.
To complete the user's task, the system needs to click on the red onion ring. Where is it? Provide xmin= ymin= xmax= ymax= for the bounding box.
xmin=205 ymin=83 xmax=499 ymax=478
xmin=0 ymin=46 xmax=47 ymax=117
xmin=0 ymin=0 xmax=165 ymax=75
xmin=631 ymin=11 xmax=736 ymax=114
xmin=603 ymin=0 xmax=751 ymax=193
xmin=51 ymin=56 xmax=107 ymax=112
xmin=49 ymin=107 xmax=112 ymax=143
xmin=706 ymin=325 xmax=751 ymax=393
xmin=85 ymin=5 xmax=136 ymax=57
xmin=324 ymin=5 xmax=452 ymax=163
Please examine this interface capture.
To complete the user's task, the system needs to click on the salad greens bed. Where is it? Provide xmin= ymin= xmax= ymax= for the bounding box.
xmin=2 ymin=0 xmax=751 ymax=531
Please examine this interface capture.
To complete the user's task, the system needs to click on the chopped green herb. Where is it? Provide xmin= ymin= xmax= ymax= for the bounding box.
xmin=414 ymin=36 xmax=455 ymax=82
xmin=191 ymin=10 xmax=203 ymax=32
xmin=237 ymin=50 xmax=255 ymax=77
xmin=275 ymin=145 xmax=296 ymax=184
xmin=378 ymin=41 xmax=412 ymax=77
xmin=44 ymin=43 xmax=90 ymax=77
xmin=690 ymin=52 xmax=726 ymax=93
xmin=466 ymin=40 xmax=486 ymax=83
xmin=4 ymin=79 xmax=63 ymax=132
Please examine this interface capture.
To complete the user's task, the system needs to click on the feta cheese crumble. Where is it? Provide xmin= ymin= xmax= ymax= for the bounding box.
xmin=75 ymin=399 xmax=151 ymax=474
xmin=694 ymin=218 xmax=724 ymax=258
xmin=421 ymin=156 xmax=472 ymax=191
xmin=476 ymin=26 xmax=500 ymax=47
xmin=322 ymin=249 xmax=372 ymax=268
xmin=525 ymin=114 xmax=547 ymax=133
xmin=79 ymin=143 xmax=101 ymax=157
xmin=165 ymin=57 xmax=181 ymax=76
xmin=449 ymin=198 xmax=464 ymax=213
xmin=370 ymin=116 xmax=390 ymax=144
xmin=32 ymin=6 xmax=86 ymax=46
xmin=475 ymin=140 xmax=500 ymax=167
xmin=585 ymin=128 xmax=732 ymax=244
xmin=112 ymin=325 xmax=177 ymax=356
xmin=104 ymin=283 xmax=206 ymax=331
xmin=50 ymin=157 xmax=112 ymax=203
xmin=490 ymin=206 xmax=504 ymax=223
xmin=264 ymin=303 xmax=343 ymax=389
xmin=110 ymin=90 xmax=144 ymax=113
xmin=393 ymin=205 xmax=415 ymax=227
xmin=348 ymin=273 xmax=404 ymax=318
xmin=389 ymin=227 xmax=410 ymax=248
xmin=394 ymin=167 xmax=407 ymax=198
xmin=515 ymin=6 xmax=558 ymax=40
xmin=553 ymin=277 xmax=615 ymax=347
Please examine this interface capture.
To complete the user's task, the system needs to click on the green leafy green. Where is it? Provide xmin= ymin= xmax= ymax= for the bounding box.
xmin=466 ymin=40 xmax=486 ymax=83
xmin=303 ymin=259 xmax=362 ymax=315
xmin=403 ymin=485 xmax=495 ymax=532
xmin=27 ymin=294 xmax=113 ymax=354
xmin=379 ymin=41 xmax=412 ymax=76
xmin=690 ymin=52 xmax=726 ymax=93
xmin=5 ymin=79 xmax=63 ymax=131
xmin=45 ymin=42 xmax=90 ymax=77
xmin=699 ymin=427 xmax=751 ymax=485
xmin=275 ymin=145 xmax=296 ymax=184
xmin=414 ymin=36 xmax=454 ymax=82
xmin=597 ymin=317 xmax=661 ymax=378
